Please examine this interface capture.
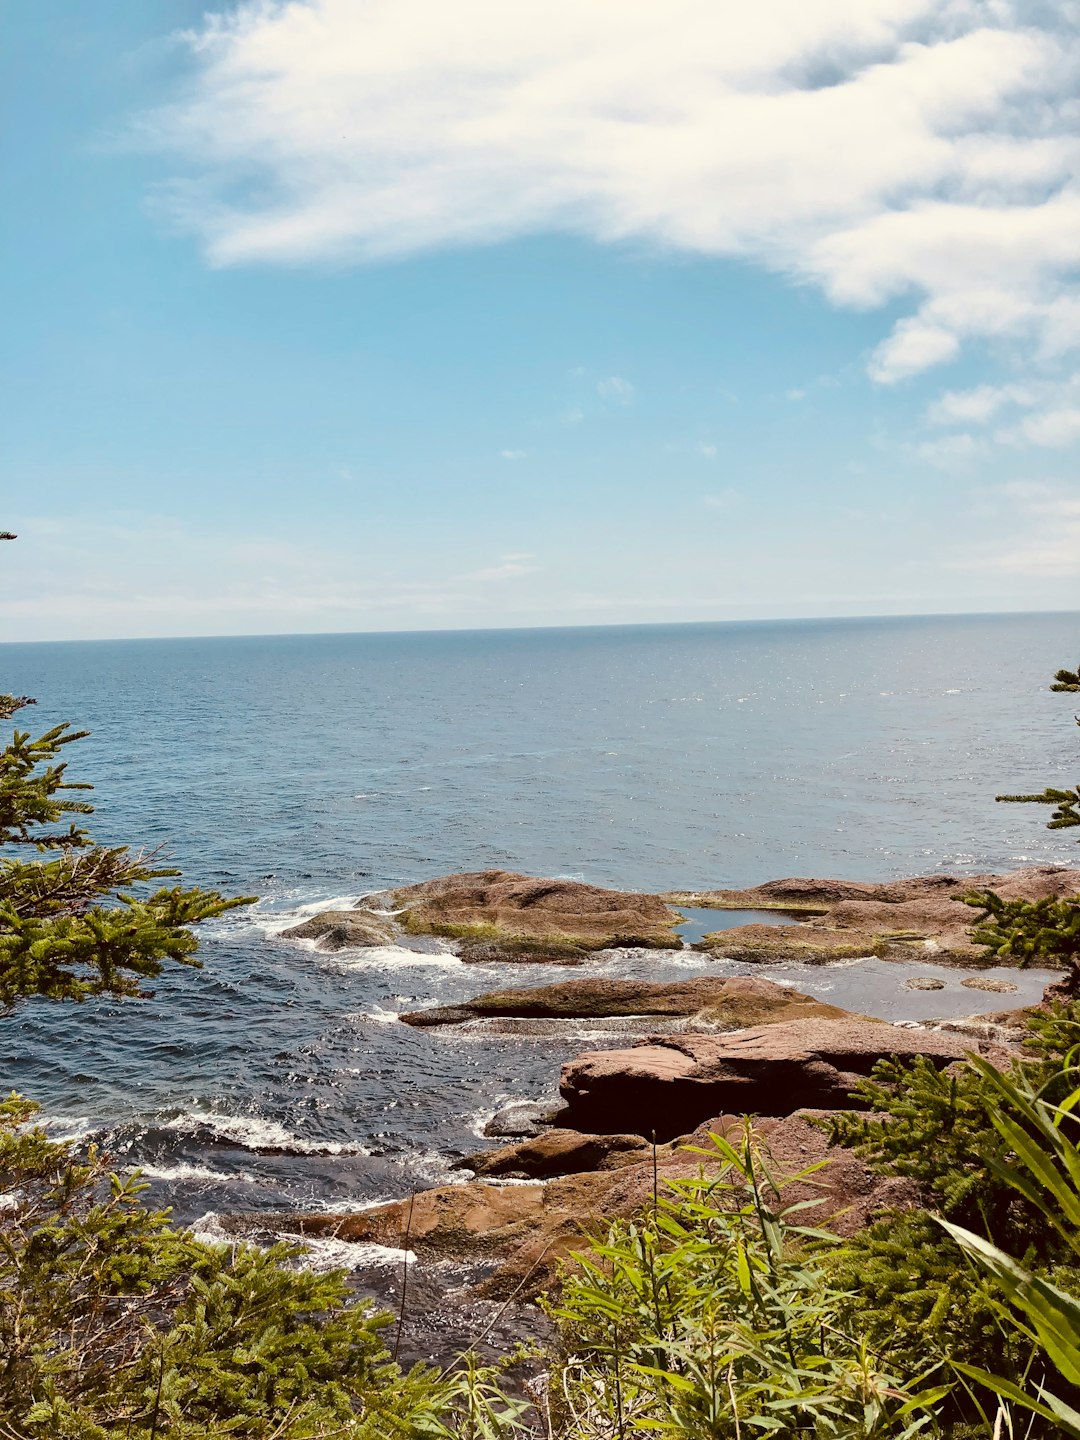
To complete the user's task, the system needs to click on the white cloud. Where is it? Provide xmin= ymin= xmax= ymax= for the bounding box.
xmin=464 ymin=555 xmax=538 ymax=581
xmin=697 ymin=442 xmax=717 ymax=458
xmin=955 ymin=481 xmax=1080 ymax=576
xmin=597 ymin=376 xmax=635 ymax=405
xmin=998 ymin=404 xmax=1080 ymax=449
xmin=500 ymin=448 xmax=527 ymax=460
xmin=913 ymin=431 xmax=985 ymax=472
xmin=145 ymin=0 xmax=1080 ymax=384
xmin=926 ymin=371 xmax=1080 ymax=450
xmin=868 ymin=319 xmax=959 ymax=384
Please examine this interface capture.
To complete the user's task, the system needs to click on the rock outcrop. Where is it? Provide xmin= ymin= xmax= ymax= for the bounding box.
xmin=556 ymin=1019 xmax=1006 ymax=1139
xmin=388 ymin=870 xmax=681 ymax=959
xmin=668 ymin=866 xmax=1080 ymax=966
xmin=239 ymin=1110 xmax=920 ymax=1300
xmin=400 ymin=975 xmax=851 ymax=1030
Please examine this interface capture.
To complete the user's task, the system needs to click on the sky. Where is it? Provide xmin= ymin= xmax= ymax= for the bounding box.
xmin=1 ymin=0 xmax=1079 ymax=641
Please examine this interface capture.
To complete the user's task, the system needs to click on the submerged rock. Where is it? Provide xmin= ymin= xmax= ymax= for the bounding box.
xmin=400 ymin=975 xmax=851 ymax=1030
xmin=389 ymin=869 xmax=681 ymax=959
xmin=279 ymin=910 xmax=397 ymax=951
xmin=556 ymin=1019 xmax=1008 ymax=1139
xmin=483 ymin=1102 xmax=551 ymax=1139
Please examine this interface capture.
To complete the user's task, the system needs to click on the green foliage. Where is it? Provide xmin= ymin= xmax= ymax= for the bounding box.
xmin=0 ymin=689 xmax=254 ymax=1008
xmin=969 ymin=658 xmax=1080 ymax=969
xmin=934 ymin=1057 xmax=1080 ymax=1435
xmin=994 ymin=784 xmax=1080 ymax=830
xmin=547 ymin=1127 xmax=945 ymax=1438
xmin=989 ymin=661 xmax=1080 ymax=840
xmin=0 ymin=1093 xmax=517 ymax=1439
xmin=962 ymin=889 xmax=1080 ymax=966
xmin=822 ymin=1004 xmax=1080 ymax=1425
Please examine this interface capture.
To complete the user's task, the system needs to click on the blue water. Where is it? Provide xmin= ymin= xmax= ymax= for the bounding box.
xmin=0 ymin=614 xmax=1076 ymax=1234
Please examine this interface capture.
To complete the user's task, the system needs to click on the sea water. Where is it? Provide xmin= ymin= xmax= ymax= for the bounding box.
xmin=0 ymin=613 xmax=1076 ymax=1226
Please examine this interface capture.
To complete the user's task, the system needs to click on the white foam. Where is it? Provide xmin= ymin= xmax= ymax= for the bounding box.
xmin=138 ymin=1161 xmax=259 ymax=1184
xmin=163 ymin=1110 xmax=369 ymax=1157
xmin=351 ymin=1007 xmax=401 ymax=1024
xmin=33 ymin=1114 xmax=96 ymax=1146
xmin=319 ymin=944 xmax=460 ymax=971
xmin=291 ymin=1235 xmax=416 ymax=1273
xmin=188 ymin=1210 xmax=230 ymax=1244
xmin=313 ymin=1196 xmax=393 ymax=1214
xmin=184 ymin=1211 xmax=414 ymax=1273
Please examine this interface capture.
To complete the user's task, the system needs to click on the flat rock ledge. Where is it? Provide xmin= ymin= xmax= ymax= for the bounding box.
xmin=401 ymin=974 xmax=851 ymax=1031
xmin=556 ymin=1018 xmax=1010 ymax=1140
xmin=666 ymin=865 xmax=1080 ymax=965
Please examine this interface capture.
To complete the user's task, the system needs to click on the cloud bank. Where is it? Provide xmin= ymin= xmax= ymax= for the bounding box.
xmin=148 ymin=0 xmax=1080 ymax=384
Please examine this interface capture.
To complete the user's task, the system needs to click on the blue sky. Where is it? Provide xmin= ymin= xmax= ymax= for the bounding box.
xmin=2 ymin=0 xmax=1078 ymax=640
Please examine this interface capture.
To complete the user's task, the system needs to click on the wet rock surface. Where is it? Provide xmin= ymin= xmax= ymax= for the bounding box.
xmin=457 ymin=1128 xmax=651 ymax=1180
xmin=400 ymin=974 xmax=852 ymax=1030
xmin=960 ymin=976 xmax=1019 ymax=993
xmin=280 ymin=910 xmax=398 ymax=950
xmin=483 ymin=1102 xmax=551 ymax=1138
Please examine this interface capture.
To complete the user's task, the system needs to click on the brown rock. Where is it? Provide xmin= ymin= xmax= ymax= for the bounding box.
xmin=390 ymin=870 xmax=680 ymax=957
xmin=960 ymin=976 xmax=1019 ymax=993
xmin=249 ymin=1182 xmax=550 ymax=1257
xmin=223 ymin=1109 xmax=928 ymax=1303
xmin=905 ymin=977 xmax=946 ymax=990
xmin=458 ymin=1129 xmax=651 ymax=1179
xmin=684 ymin=866 xmax=1080 ymax=968
xmin=557 ymin=1019 xmax=1008 ymax=1138
xmin=698 ymin=924 xmax=887 ymax=962
xmin=279 ymin=910 xmax=397 ymax=951
xmin=400 ymin=975 xmax=851 ymax=1029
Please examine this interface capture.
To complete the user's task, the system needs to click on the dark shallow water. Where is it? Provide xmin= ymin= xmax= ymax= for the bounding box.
xmin=0 ymin=614 xmax=1075 ymax=1255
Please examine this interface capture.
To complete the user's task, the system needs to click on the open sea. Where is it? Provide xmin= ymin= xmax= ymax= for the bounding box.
xmin=1 ymin=612 xmax=1078 ymax=1264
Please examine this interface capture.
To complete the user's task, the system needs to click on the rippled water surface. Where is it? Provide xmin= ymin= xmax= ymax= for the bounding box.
xmin=1 ymin=615 xmax=1076 ymax=1234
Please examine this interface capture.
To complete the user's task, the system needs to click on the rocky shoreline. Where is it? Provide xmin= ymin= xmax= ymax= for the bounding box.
xmin=256 ymin=864 xmax=1080 ymax=1355
xmin=283 ymin=863 xmax=1080 ymax=966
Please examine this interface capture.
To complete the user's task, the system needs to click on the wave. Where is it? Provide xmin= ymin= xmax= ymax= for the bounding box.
xmin=162 ymin=1110 xmax=370 ymax=1157
xmin=137 ymin=1161 xmax=259 ymax=1185
xmin=32 ymin=1113 xmax=97 ymax=1146
xmin=187 ymin=1211 xmax=415 ymax=1273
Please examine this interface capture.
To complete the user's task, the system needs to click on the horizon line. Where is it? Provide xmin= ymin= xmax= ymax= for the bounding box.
xmin=1 ymin=604 xmax=1078 ymax=648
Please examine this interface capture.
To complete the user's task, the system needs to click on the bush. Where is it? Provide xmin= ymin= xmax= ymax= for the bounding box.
xmin=0 ymin=1094 xmax=501 ymax=1439
xmin=546 ymin=1128 xmax=945 ymax=1438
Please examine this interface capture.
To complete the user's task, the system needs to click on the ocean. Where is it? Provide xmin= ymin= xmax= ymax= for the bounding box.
xmin=1 ymin=612 xmax=1077 ymax=1251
